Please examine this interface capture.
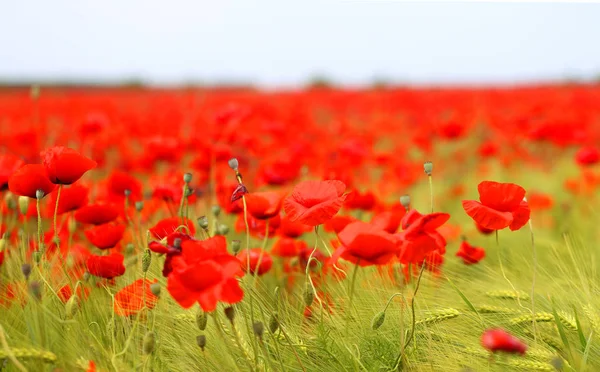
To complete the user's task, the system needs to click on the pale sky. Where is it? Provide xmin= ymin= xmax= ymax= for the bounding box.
xmin=1 ymin=1 xmax=599 ymax=87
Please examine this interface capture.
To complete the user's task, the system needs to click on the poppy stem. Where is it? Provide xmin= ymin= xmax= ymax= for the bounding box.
xmin=428 ymin=175 xmax=434 ymax=213
xmin=252 ymin=220 xmax=270 ymax=287
xmin=529 ymin=218 xmax=538 ymax=343
xmin=36 ymin=195 xmax=43 ymax=258
xmin=346 ymin=262 xmax=360 ymax=336
xmin=178 ymin=183 xmax=188 ymax=222
xmin=53 ymin=185 xmax=62 ymax=248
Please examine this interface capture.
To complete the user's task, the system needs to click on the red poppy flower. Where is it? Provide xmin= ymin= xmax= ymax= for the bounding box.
xmin=456 ymin=240 xmax=485 ymax=264
xmin=74 ymin=203 xmax=119 ymax=225
xmin=149 ymin=217 xmax=196 ymax=240
xmin=8 ymin=164 xmax=56 ymax=199
xmin=332 ymin=221 xmax=399 ymax=266
xmin=41 ymin=146 xmax=97 ymax=185
xmin=323 ymin=215 xmax=358 ymax=234
xmin=370 ymin=209 xmax=405 ymax=234
xmin=148 ymin=232 xmax=195 ymax=276
xmin=481 ymin=329 xmax=527 ymax=355
xmin=279 ymin=215 xmax=312 ymax=238
xmin=462 ymin=181 xmax=530 ymax=231
xmin=283 ymin=180 xmax=347 ymax=226
xmin=272 ymin=237 xmax=308 ymax=258
xmin=527 ymin=192 xmax=554 ymax=211
xmin=0 ymin=251 xmax=4 ymax=268
xmin=50 ymin=184 xmax=89 ymax=215
xmin=245 ymin=191 xmax=286 ymax=220
xmin=575 ymin=146 xmax=600 ymax=166
xmin=57 ymin=284 xmax=91 ymax=303
xmin=237 ymin=248 xmax=273 ymax=275
xmin=114 ymin=278 xmax=159 ymax=316
xmin=86 ymin=253 xmax=126 ymax=279
xmin=397 ymin=210 xmax=449 ymax=265
xmin=167 ymin=236 xmax=244 ymax=311
xmin=106 ymin=170 xmax=143 ymax=201
xmin=0 ymin=153 xmax=24 ymax=190
xmin=235 ymin=213 xmax=281 ymax=238
xmin=84 ymin=223 xmax=126 ymax=250
xmin=345 ymin=190 xmax=377 ymax=211
xmin=475 ymin=221 xmax=495 ymax=235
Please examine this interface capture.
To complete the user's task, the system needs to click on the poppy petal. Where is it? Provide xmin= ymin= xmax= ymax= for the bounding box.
xmin=478 ymin=181 xmax=526 ymax=212
xmin=462 ymin=200 xmax=513 ymax=230
xmin=509 ymin=200 xmax=531 ymax=231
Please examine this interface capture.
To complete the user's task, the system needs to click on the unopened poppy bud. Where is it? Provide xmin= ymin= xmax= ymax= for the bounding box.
xmin=29 ymin=281 xmax=42 ymax=301
xmin=6 ymin=197 xmax=16 ymax=211
xmin=150 ymin=283 xmax=161 ymax=297
xmin=32 ymin=251 xmax=42 ymax=263
xmin=423 ymin=161 xmax=433 ymax=176
xmin=65 ymin=295 xmax=80 ymax=319
xmin=83 ymin=272 xmax=91 ymax=282
xmin=231 ymin=240 xmax=241 ymax=255
xmin=183 ymin=172 xmax=193 ymax=183
xmin=142 ymin=249 xmax=152 ymax=272
xmin=228 ymin=158 xmax=239 ymax=171
xmin=196 ymin=310 xmax=208 ymax=331
xmin=18 ymin=196 xmax=29 ymax=215
xmin=211 ymin=205 xmax=221 ymax=217
xmin=135 ymin=201 xmax=144 ymax=212
xmin=216 ymin=224 xmax=229 ymax=236
xmin=173 ymin=238 xmax=182 ymax=249
xmin=142 ymin=332 xmax=155 ymax=354
xmin=30 ymin=85 xmax=40 ymax=100
xmin=68 ymin=218 xmax=77 ymax=233
xmin=197 ymin=216 xmax=209 ymax=230
xmin=124 ymin=189 xmax=131 ymax=197
xmin=21 ymin=263 xmax=32 ymax=280
xmin=125 ymin=243 xmax=135 ymax=255
xmin=224 ymin=306 xmax=235 ymax=323
xmin=371 ymin=311 xmax=386 ymax=330
xmin=304 ymin=284 xmax=315 ymax=307
xmin=268 ymin=313 xmax=279 ymax=333
xmin=253 ymin=322 xmax=264 ymax=338
xmin=35 ymin=189 xmax=45 ymax=200
xmin=196 ymin=335 xmax=207 ymax=351
xmin=400 ymin=194 xmax=411 ymax=210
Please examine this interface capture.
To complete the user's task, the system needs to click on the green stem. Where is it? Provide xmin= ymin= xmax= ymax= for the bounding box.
xmin=346 ymin=263 xmax=360 ymax=336
xmin=36 ymin=196 xmax=42 ymax=257
xmin=53 ymin=184 xmax=62 ymax=246
xmin=428 ymin=175 xmax=433 ymax=213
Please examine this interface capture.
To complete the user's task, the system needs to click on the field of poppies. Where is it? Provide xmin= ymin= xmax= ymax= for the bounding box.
xmin=0 ymin=84 xmax=600 ymax=371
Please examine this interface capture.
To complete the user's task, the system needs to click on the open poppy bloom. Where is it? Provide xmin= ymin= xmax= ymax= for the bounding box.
xmin=167 ymin=236 xmax=244 ymax=311
xmin=149 ymin=217 xmax=196 ymax=240
xmin=397 ymin=210 xmax=450 ymax=265
xmin=74 ymin=203 xmax=120 ymax=225
xmin=462 ymin=181 xmax=530 ymax=231
xmin=245 ymin=191 xmax=286 ymax=220
xmin=84 ymin=223 xmax=126 ymax=250
xmin=8 ymin=164 xmax=56 ymax=199
xmin=344 ymin=190 xmax=377 ymax=211
xmin=0 ymin=153 xmax=24 ymax=190
xmin=106 ymin=170 xmax=143 ymax=201
xmin=148 ymin=231 xmax=195 ymax=276
xmin=481 ymin=328 xmax=527 ymax=355
xmin=456 ymin=240 xmax=485 ymax=264
xmin=323 ymin=215 xmax=358 ymax=234
xmin=279 ymin=215 xmax=311 ymax=238
xmin=114 ymin=278 xmax=159 ymax=316
xmin=237 ymin=248 xmax=273 ymax=275
xmin=50 ymin=184 xmax=89 ymax=214
xmin=41 ymin=146 xmax=97 ymax=185
xmin=272 ymin=237 xmax=308 ymax=258
xmin=283 ymin=180 xmax=347 ymax=226
xmin=333 ymin=221 xmax=399 ymax=266
xmin=86 ymin=252 xmax=126 ymax=279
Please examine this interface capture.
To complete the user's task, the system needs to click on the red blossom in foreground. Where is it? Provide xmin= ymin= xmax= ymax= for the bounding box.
xmin=8 ymin=164 xmax=56 ymax=199
xmin=397 ymin=210 xmax=450 ymax=265
xmin=41 ymin=146 xmax=97 ymax=185
xmin=245 ymin=191 xmax=286 ymax=220
xmin=86 ymin=253 xmax=126 ymax=279
xmin=237 ymin=248 xmax=273 ymax=276
xmin=284 ymin=180 xmax=347 ymax=226
xmin=456 ymin=240 xmax=486 ymax=264
xmin=148 ymin=232 xmax=195 ymax=277
xmin=462 ymin=181 xmax=530 ymax=231
xmin=481 ymin=329 xmax=527 ymax=355
xmin=149 ymin=217 xmax=196 ymax=240
xmin=51 ymin=184 xmax=89 ymax=215
xmin=84 ymin=223 xmax=126 ymax=250
xmin=333 ymin=221 xmax=399 ymax=266
xmin=114 ymin=278 xmax=159 ymax=316
xmin=0 ymin=153 xmax=24 ymax=190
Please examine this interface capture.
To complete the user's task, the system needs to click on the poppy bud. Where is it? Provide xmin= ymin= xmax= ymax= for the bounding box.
xmin=65 ymin=295 xmax=80 ymax=319
xmin=83 ymin=271 xmax=91 ymax=282
xmin=216 ymin=224 xmax=229 ymax=236
xmin=304 ymin=284 xmax=315 ymax=307
xmin=268 ymin=313 xmax=279 ymax=333
xmin=231 ymin=240 xmax=241 ymax=255
xmin=30 ymin=85 xmax=40 ymax=100
xmin=423 ymin=161 xmax=433 ymax=176
xmin=35 ymin=189 xmax=45 ymax=200
xmin=142 ymin=249 xmax=152 ymax=272
xmin=124 ymin=189 xmax=131 ymax=197
xmin=197 ymin=216 xmax=209 ymax=230
xmin=150 ymin=283 xmax=161 ymax=297
xmin=21 ymin=263 xmax=32 ymax=280
xmin=29 ymin=281 xmax=42 ymax=301
xmin=6 ymin=197 xmax=16 ymax=211
xmin=143 ymin=331 xmax=155 ymax=354
xmin=173 ymin=238 xmax=182 ymax=249
xmin=196 ymin=310 xmax=208 ymax=331
xmin=224 ymin=306 xmax=235 ymax=323
xmin=125 ymin=243 xmax=135 ymax=255
xmin=18 ymin=196 xmax=29 ymax=215
xmin=185 ymin=188 xmax=194 ymax=197
xmin=371 ymin=311 xmax=386 ymax=330
xmin=68 ymin=218 xmax=77 ymax=234
xmin=32 ymin=251 xmax=42 ymax=263
xmin=228 ymin=158 xmax=239 ymax=171
xmin=135 ymin=201 xmax=144 ymax=212
xmin=253 ymin=322 xmax=264 ymax=338
xmin=211 ymin=205 xmax=221 ymax=217
xmin=400 ymin=194 xmax=411 ymax=210
xmin=183 ymin=172 xmax=193 ymax=183
xmin=196 ymin=335 xmax=207 ymax=351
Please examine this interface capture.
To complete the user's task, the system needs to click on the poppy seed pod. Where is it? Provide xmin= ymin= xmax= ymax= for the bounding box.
xmin=216 ymin=224 xmax=229 ymax=236
xmin=150 ymin=283 xmax=161 ymax=297
xmin=18 ymin=196 xmax=29 ymax=215
xmin=211 ymin=205 xmax=221 ymax=217
xmin=142 ymin=332 xmax=156 ymax=354
xmin=228 ymin=158 xmax=239 ymax=171
xmin=125 ymin=243 xmax=135 ymax=255
xmin=269 ymin=313 xmax=279 ymax=333
xmin=83 ymin=271 xmax=90 ymax=282
xmin=35 ymin=189 xmax=45 ymax=200
xmin=32 ymin=251 xmax=42 ymax=263
xmin=196 ymin=335 xmax=207 ymax=351
xmin=135 ymin=201 xmax=144 ymax=212
xmin=173 ymin=238 xmax=182 ymax=249
xmin=304 ymin=284 xmax=315 ymax=307
xmin=183 ymin=172 xmax=193 ymax=183
xmin=400 ymin=194 xmax=411 ymax=210
xmin=231 ymin=240 xmax=241 ymax=255
xmin=142 ymin=249 xmax=152 ymax=272
xmin=196 ymin=310 xmax=208 ymax=331
xmin=197 ymin=216 xmax=209 ymax=230
xmin=123 ymin=189 xmax=131 ymax=197
xmin=423 ymin=161 xmax=433 ymax=176
xmin=371 ymin=311 xmax=386 ymax=330
xmin=253 ymin=322 xmax=264 ymax=338
xmin=224 ymin=306 xmax=235 ymax=323
xmin=21 ymin=263 xmax=32 ymax=280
